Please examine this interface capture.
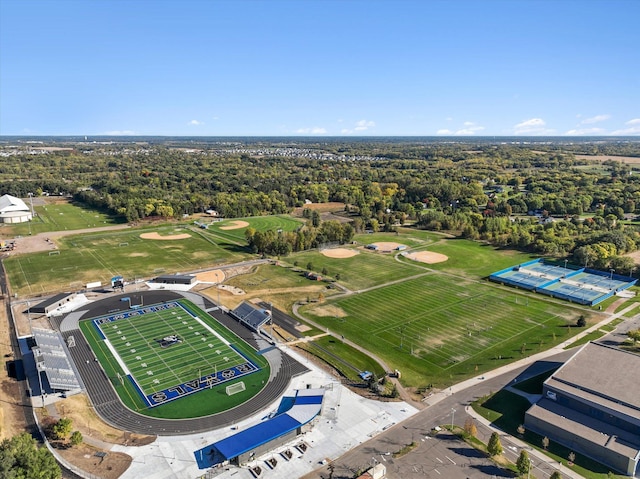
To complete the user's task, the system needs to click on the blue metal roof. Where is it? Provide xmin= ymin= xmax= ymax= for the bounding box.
xmin=200 ymin=388 xmax=325 ymax=465
xmin=214 ymin=414 xmax=301 ymax=460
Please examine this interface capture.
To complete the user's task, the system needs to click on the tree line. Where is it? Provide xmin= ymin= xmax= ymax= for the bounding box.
xmin=2 ymin=139 xmax=640 ymax=268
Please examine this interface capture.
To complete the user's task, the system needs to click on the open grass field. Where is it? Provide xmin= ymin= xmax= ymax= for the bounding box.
xmin=80 ymin=299 xmax=270 ymax=418
xmin=302 ymin=272 xmax=595 ymax=387
xmin=4 ymin=225 xmax=251 ymax=296
xmin=398 ymin=235 xmax=537 ymax=278
xmin=288 ymin=247 xmax=422 ymax=291
xmin=1 ymin=200 xmax=123 ymax=237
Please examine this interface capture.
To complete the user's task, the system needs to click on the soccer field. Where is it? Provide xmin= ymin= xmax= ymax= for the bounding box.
xmin=83 ymin=300 xmax=262 ymax=408
xmin=303 ymin=273 xmax=591 ymax=387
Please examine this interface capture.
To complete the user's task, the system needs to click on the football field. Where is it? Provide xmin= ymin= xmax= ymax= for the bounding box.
xmin=84 ymin=300 xmax=260 ymax=407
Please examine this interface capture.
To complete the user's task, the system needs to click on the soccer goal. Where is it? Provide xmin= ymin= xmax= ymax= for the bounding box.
xmin=226 ymin=381 xmax=246 ymax=396
xmin=48 ymin=250 xmax=60 ymax=256
xmin=119 ymin=242 xmax=129 ymax=247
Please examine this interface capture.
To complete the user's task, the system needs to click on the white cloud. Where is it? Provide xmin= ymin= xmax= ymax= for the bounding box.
xmin=295 ymin=127 xmax=327 ymax=135
xmin=103 ymin=130 xmax=137 ymax=135
xmin=513 ymin=118 xmax=555 ymax=135
xmin=188 ymin=119 xmax=203 ymax=126
xmin=436 ymin=122 xmax=484 ymax=136
xmin=611 ymin=119 xmax=640 ymax=135
xmin=354 ymin=119 xmax=375 ymax=131
xmin=341 ymin=119 xmax=375 ymax=134
xmin=580 ymin=114 xmax=611 ymax=125
xmin=454 ymin=122 xmax=484 ymax=135
xmin=564 ymin=127 xmax=606 ymax=136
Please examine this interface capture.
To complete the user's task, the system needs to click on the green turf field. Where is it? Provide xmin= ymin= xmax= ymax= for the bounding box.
xmin=80 ymin=299 xmax=270 ymax=418
xmin=302 ymin=272 xmax=596 ymax=387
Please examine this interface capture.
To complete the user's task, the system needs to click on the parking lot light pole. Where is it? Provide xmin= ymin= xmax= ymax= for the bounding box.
xmin=451 ymin=408 xmax=456 ymax=429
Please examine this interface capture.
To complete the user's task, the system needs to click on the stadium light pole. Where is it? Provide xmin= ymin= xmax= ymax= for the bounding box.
xmin=564 ymin=259 xmax=568 ymax=271
xmin=610 ymin=268 xmax=615 ymax=280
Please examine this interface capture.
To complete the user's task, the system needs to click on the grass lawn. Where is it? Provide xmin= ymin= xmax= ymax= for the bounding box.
xmin=298 ymin=335 xmax=386 ymax=382
xmin=222 ymin=263 xmax=334 ymax=313
xmin=302 ymin=273 xmax=592 ymax=388
xmin=398 ymin=236 xmax=538 ymax=279
xmin=5 ymin=225 xmax=252 ymax=296
xmin=288 ymin=248 xmax=422 ymax=291
xmin=79 ymin=299 xmax=269 ymax=419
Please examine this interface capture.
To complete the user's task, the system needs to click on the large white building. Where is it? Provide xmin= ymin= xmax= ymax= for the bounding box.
xmin=0 ymin=194 xmax=33 ymax=223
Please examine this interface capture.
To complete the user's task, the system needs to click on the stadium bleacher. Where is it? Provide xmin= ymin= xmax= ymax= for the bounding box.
xmin=231 ymin=301 xmax=271 ymax=332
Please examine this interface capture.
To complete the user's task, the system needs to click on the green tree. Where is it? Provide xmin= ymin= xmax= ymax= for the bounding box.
xmin=516 ymin=450 xmax=531 ymax=477
xmin=550 ymin=471 xmax=562 ymax=479
xmin=311 ymin=210 xmax=321 ymax=227
xmin=306 ymin=262 xmax=314 ymax=271
xmin=487 ymin=432 xmax=503 ymax=456
xmin=70 ymin=430 xmax=83 ymax=447
xmin=576 ymin=315 xmax=586 ymax=327
xmin=0 ymin=432 xmax=61 ymax=479
xmin=627 ymin=329 xmax=640 ymax=345
xmin=52 ymin=417 xmax=73 ymax=442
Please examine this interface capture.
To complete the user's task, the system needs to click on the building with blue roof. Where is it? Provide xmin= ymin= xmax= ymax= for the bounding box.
xmin=195 ymin=388 xmax=325 ymax=468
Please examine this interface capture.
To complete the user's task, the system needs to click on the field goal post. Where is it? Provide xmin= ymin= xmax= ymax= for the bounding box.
xmin=225 ymin=381 xmax=246 ymax=396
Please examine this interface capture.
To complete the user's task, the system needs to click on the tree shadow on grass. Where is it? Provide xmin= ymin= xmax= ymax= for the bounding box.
xmin=480 ymin=389 xmax=531 ymax=432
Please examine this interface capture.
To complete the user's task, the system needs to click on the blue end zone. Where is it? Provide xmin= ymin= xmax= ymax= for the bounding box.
xmin=146 ymin=361 xmax=259 ymax=407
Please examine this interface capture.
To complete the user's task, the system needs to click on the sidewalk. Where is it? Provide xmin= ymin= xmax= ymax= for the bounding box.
xmin=466 ymin=405 xmax=585 ymax=479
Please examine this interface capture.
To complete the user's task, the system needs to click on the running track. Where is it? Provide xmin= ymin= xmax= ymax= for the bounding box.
xmin=53 ymin=291 xmax=308 ymax=435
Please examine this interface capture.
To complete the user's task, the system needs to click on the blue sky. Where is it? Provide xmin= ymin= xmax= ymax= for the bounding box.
xmin=1 ymin=0 xmax=638 ymax=136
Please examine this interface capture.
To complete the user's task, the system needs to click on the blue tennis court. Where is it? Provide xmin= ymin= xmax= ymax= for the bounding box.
xmin=490 ymin=259 xmax=636 ymax=305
